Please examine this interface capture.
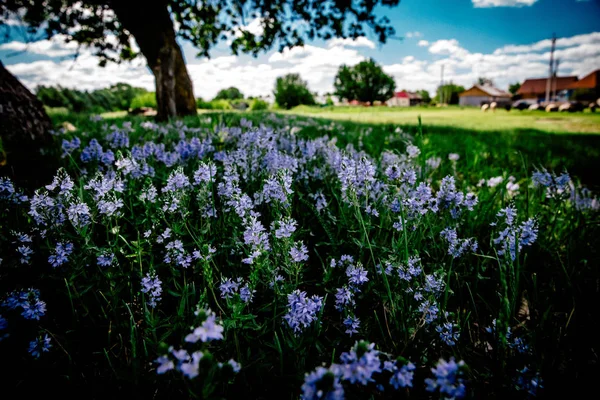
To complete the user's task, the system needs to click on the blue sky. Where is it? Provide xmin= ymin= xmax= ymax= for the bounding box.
xmin=1 ymin=0 xmax=599 ymax=98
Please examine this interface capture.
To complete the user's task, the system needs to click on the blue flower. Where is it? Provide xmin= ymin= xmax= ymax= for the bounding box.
xmin=390 ymin=362 xmax=416 ymax=389
xmin=343 ymin=316 xmax=360 ymax=336
xmin=346 ymin=264 xmax=368 ymax=290
xmin=184 ymin=309 xmax=224 ymax=343
xmin=28 ymin=334 xmax=52 ymax=358
xmin=338 ymin=341 xmax=382 ymax=385
xmin=239 ymin=284 xmax=255 ymax=303
xmin=141 ymin=272 xmax=162 ymax=308
xmin=48 ymin=242 xmax=74 ymax=268
xmin=301 ymin=366 xmax=344 ymax=400
xmin=290 ymin=242 xmax=309 ymax=262
xmin=283 ymin=290 xmax=323 ymax=334
xmin=334 ymin=287 xmax=355 ymax=311
xmin=425 ymin=357 xmax=466 ymax=399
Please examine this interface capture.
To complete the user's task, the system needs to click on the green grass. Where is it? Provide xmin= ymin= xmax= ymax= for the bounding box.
xmin=282 ymin=105 xmax=600 ymax=134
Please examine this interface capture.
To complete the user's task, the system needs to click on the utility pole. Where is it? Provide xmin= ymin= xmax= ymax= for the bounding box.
xmin=440 ymin=64 xmax=445 ymax=105
xmin=552 ymin=58 xmax=560 ymax=101
xmin=545 ymin=33 xmax=557 ymax=104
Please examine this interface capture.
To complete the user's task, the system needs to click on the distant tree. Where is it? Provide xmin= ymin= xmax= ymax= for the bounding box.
xmin=334 ymin=58 xmax=396 ymax=103
xmin=274 ymin=73 xmax=315 ymax=109
xmin=417 ymin=89 xmax=431 ymax=104
xmin=214 ymin=87 xmax=244 ymax=101
xmin=477 ymin=77 xmax=494 ymax=86
xmin=36 ymin=83 xmax=148 ymax=113
xmin=435 ymin=83 xmax=465 ymax=105
xmin=508 ymin=82 xmax=522 ymax=95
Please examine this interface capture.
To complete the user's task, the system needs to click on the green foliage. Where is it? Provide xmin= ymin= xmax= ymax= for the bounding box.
xmin=36 ymin=83 xmax=148 ymax=114
xmin=477 ymin=77 xmax=494 ymax=86
xmin=417 ymin=89 xmax=431 ymax=104
xmin=130 ymin=92 xmax=157 ymax=109
xmin=214 ymin=87 xmax=244 ymax=101
xmin=435 ymin=83 xmax=466 ymax=105
xmin=274 ymin=73 xmax=315 ymax=109
xmin=250 ymin=98 xmax=269 ymax=111
xmin=509 ymin=82 xmax=522 ymax=95
xmin=333 ymin=58 xmax=396 ymax=103
xmin=196 ymin=97 xmax=213 ymax=109
xmin=209 ymin=99 xmax=233 ymax=110
xmin=1 ymin=1 xmax=401 ymax=63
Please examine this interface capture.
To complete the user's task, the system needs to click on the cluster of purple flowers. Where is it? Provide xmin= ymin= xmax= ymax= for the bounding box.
xmin=97 ymin=251 xmax=116 ymax=267
xmin=164 ymin=239 xmax=192 ymax=268
xmin=141 ymin=272 xmax=163 ymax=308
xmin=436 ymin=176 xmax=478 ymax=218
xmin=219 ymin=277 xmax=255 ymax=304
xmin=0 ymin=177 xmax=28 ymax=204
xmin=2 ymin=288 xmax=47 ymax=321
xmin=80 ymin=139 xmax=114 ymax=165
xmin=184 ymin=308 xmax=224 ymax=343
xmin=424 ymin=358 xmax=466 ymax=398
xmin=156 ymin=309 xmax=239 ymax=380
xmin=532 ymin=168 xmax=571 ymax=198
xmin=48 ymin=242 xmax=74 ymax=267
xmin=493 ymin=206 xmax=538 ymax=261
xmin=272 ymin=217 xmax=297 ymax=239
xmin=242 ymin=216 xmax=271 ymax=264
xmin=290 ymin=242 xmax=309 ymax=262
xmin=440 ymin=227 xmax=479 ymax=258
xmin=302 ymin=341 xmax=416 ymax=399
xmin=283 ymin=290 xmax=323 ymax=334
xmin=28 ymin=334 xmax=52 ymax=358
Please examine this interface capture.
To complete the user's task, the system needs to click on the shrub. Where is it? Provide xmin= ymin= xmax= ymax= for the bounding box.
xmin=250 ymin=98 xmax=269 ymax=111
xmin=274 ymin=73 xmax=315 ymax=109
xmin=130 ymin=92 xmax=157 ymax=109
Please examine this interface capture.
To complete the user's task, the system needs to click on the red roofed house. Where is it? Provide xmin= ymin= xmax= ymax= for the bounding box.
xmin=516 ymin=76 xmax=578 ymax=101
xmin=568 ymin=69 xmax=600 ymax=102
xmin=387 ymin=91 xmax=423 ymax=107
xmin=458 ymin=85 xmax=511 ymax=107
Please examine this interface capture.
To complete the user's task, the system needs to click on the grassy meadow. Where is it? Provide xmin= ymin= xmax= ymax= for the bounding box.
xmin=1 ymin=110 xmax=599 ymax=398
xmin=282 ymin=105 xmax=600 ymax=134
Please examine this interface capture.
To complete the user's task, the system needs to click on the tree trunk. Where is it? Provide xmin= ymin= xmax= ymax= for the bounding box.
xmin=110 ymin=0 xmax=196 ymax=121
xmin=0 ymin=60 xmax=55 ymax=186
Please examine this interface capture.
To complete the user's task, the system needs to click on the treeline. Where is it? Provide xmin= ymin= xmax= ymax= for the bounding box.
xmin=36 ymin=83 xmax=149 ymax=114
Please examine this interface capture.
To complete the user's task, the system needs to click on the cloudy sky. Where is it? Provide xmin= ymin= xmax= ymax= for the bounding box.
xmin=1 ymin=0 xmax=599 ymax=98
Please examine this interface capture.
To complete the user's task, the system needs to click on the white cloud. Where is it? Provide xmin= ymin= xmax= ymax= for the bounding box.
xmin=405 ymin=31 xmax=423 ymax=39
xmin=418 ymin=40 xmax=430 ymax=47
xmin=494 ymin=32 xmax=600 ymax=54
xmin=4 ymin=30 xmax=600 ymax=101
xmin=327 ymin=36 xmax=376 ymax=49
xmin=472 ymin=0 xmax=538 ymax=7
xmin=0 ymin=35 xmax=79 ymax=57
xmin=428 ymin=39 xmax=469 ymax=58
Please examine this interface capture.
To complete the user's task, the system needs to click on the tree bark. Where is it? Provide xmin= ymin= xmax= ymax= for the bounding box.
xmin=110 ymin=0 xmax=196 ymax=121
xmin=0 ymin=60 xmax=54 ymax=186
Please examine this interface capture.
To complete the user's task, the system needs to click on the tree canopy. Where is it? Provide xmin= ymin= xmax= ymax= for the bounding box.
xmin=477 ymin=77 xmax=495 ymax=87
xmin=508 ymin=82 xmax=522 ymax=95
xmin=274 ymin=73 xmax=315 ymax=109
xmin=333 ymin=58 xmax=395 ymax=103
xmin=214 ymin=87 xmax=244 ymax=101
xmin=435 ymin=83 xmax=465 ymax=105
xmin=1 ymin=0 xmax=401 ymax=64
xmin=36 ymin=83 xmax=148 ymax=113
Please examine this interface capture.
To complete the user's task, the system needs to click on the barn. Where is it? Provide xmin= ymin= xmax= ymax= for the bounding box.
xmin=458 ymin=85 xmax=511 ymax=107
xmin=387 ymin=91 xmax=423 ymax=107
xmin=567 ymin=69 xmax=600 ymax=102
xmin=516 ymin=76 xmax=578 ymax=101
